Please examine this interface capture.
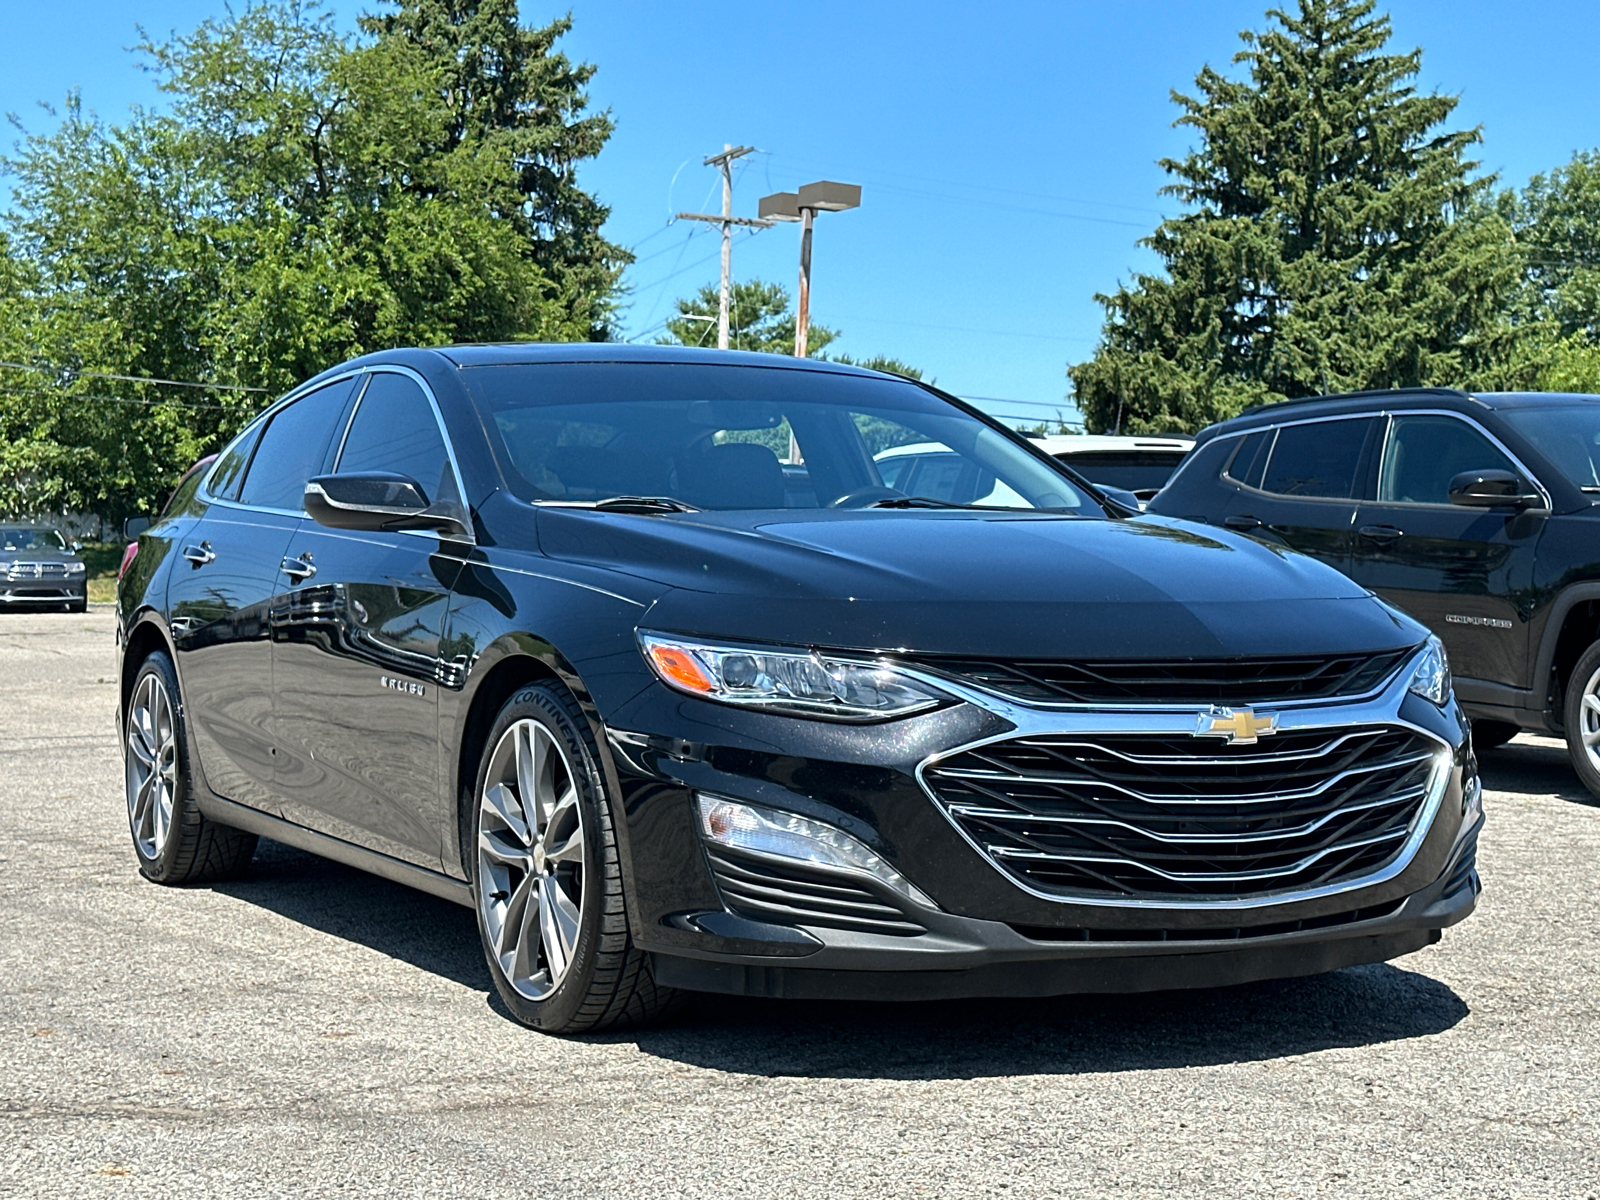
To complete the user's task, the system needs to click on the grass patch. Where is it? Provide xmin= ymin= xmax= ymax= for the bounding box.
xmin=81 ymin=541 xmax=124 ymax=604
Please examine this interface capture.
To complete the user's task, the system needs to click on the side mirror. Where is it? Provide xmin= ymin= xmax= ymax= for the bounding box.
xmin=1448 ymin=469 xmax=1540 ymax=509
xmin=304 ymin=472 xmax=471 ymax=539
xmin=123 ymin=517 xmax=151 ymax=539
xmin=1100 ymin=486 xmax=1143 ymax=513
xmin=70 ymin=540 xmax=83 ymax=553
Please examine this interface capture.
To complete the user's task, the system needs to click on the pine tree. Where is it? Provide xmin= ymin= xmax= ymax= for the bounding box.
xmin=1068 ymin=0 xmax=1520 ymax=434
xmin=359 ymin=0 xmax=629 ymax=338
xmin=659 ymin=279 xmax=838 ymax=357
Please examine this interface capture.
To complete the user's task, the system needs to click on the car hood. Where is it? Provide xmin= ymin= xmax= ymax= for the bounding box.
xmin=534 ymin=508 xmax=1422 ymax=659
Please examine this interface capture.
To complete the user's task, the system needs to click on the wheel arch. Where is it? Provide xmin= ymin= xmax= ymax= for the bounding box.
xmin=1534 ymin=584 xmax=1600 ymax=728
xmin=119 ymin=609 xmax=178 ymax=731
xmin=447 ymin=633 xmax=633 ymax=883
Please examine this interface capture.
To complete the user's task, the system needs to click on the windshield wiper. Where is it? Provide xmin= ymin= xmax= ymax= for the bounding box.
xmin=591 ymin=495 xmax=701 ymax=515
xmin=866 ymin=496 xmax=986 ymax=510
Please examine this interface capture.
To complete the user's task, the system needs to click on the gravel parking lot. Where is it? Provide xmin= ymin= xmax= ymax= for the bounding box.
xmin=2 ymin=609 xmax=1597 ymax=1198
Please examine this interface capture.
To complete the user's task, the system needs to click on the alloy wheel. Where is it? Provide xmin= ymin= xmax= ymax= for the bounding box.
xmin=476 ymin=718 xmax=587 ymax=1001
xmin=1578 ymin=663 xmax=1600 ymax=772
xmin=126 ymin=672 xmax=177 ymax=860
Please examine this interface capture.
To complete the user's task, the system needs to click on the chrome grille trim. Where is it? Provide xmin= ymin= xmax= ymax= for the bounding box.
xmin=936 ymin=748 xmax=1438 ymax=807
xmin=909 ymin=644 xmax=1455 ymax=911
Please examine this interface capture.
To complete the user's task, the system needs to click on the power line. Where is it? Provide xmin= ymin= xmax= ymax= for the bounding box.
xmin=831 ymin=314 xmax=1095 ymax=344
xmin=0 ymin=360 xmax=269 ymax=393
xmin=0 ymin=383 xmax=235 ymax=411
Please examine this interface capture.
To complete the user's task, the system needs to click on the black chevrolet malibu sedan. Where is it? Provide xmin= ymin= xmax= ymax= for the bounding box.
xmin=116 ymin=346 xmax=1482 ymax=1033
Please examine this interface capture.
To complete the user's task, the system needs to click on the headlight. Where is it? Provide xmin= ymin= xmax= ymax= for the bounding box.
xmin=1407 ymin=635 xmax=1451 ymax=706
xmin=697 ymin=793 xmax=936 ymax=908
xmin=65 ymin=562 xmax=86 ymax=574
xmin=638 ymin=630 xmax=946 ymax=721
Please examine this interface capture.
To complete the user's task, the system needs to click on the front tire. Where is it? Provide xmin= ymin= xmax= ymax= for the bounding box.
xmin=124 ymin=650 xmax=257 ymax=883
xmin=470 ymin=682 xmax=676 ymax=1033
xmin=1563 ymin=640 xmax=1600 ymax=800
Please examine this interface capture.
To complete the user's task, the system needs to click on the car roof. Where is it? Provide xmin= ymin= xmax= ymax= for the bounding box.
xmin=425 ymin=342 xmax=898 ymax=380
xmin=1222 ymin=387 xmax=1600 ymax=431
xmin=1030 ymin=434 xmax=1194 ymax=454
xmin=0 ymin=523 xmax=61 ymax=532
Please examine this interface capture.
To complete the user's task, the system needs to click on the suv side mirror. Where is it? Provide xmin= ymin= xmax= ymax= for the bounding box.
xmin=123 ymin=517 xmax=151 ymax=539
xmin=304 ymin=472 xmax=471 ymax=539
xmin=1448 ymin=469 xmax=1541 ymax=509
xmin=70 ymin=540 xmax=83 ymax=553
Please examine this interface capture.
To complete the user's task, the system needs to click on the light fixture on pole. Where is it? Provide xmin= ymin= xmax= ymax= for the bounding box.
xmin=759 ymin=181 xmax=861 ymax=358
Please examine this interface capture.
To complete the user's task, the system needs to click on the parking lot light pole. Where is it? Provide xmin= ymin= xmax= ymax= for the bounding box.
xmin=759 ymin=181 xmax=861 ymax=358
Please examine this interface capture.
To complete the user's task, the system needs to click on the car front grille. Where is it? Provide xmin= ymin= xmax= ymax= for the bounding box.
xmin=5 ymin=561 xmax=69 ymax=580
xmin=923 ymin=725 xmax=1442 ymax=901
xmin=707 ymin=847 xmax=927 ymax=937
xmin=906 ymin=649 xmax=1413 ymax=707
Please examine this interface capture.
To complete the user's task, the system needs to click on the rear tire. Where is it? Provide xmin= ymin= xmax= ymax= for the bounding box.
xmin=124 ymin=650 xmax=257 ymax=883
xmin=1471 ymin=720 xmax=1519 ymax=752
xmin=469 ymin=682 xmax=677 ymax=1034
xmin=1562 ymin=640 xmax=1600 ymax=801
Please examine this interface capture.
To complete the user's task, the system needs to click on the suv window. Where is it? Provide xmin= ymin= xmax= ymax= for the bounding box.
xmin=1379 ymin=415 xmax=1516 ymax=505
xmin=237 ymin=380 xmax=353 ymax=511
xmin=336 ymin=372 xmax=454 ymax=502
xmin=1260 ymin=418 xmax=1373 ymax=498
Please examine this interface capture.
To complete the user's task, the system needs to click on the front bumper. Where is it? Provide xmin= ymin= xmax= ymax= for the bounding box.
xmin=603 ymin=655 xmax=1479 ymax=1000
xmin=0 ymin=579 xmax=86 ymax=604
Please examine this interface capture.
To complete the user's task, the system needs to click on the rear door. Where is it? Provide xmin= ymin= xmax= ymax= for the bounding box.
xmin=167 ymin=378 xmax=356 ymax=813
xmin=1347 ymin=412 xmax=1545 ymax=689
xmin=1218 ymin=416 xmax=1378 ymax=575
xmin=270 ymin=370 xmax=468 ymax=867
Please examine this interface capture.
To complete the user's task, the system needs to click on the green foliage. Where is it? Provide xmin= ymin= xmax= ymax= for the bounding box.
xmin=0 ymin=0 xmax=622 ymax=520
xmin=659 ymin=278 xmax=838 ymax=356
xmin=1068 ymin=0 xmax=1523 ymax=434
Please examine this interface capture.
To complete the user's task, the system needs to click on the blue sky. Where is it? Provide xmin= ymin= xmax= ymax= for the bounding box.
xmin=5 ymin=1 xmax=1599 ymax=424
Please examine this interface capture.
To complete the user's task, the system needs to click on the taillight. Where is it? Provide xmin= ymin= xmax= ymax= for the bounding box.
xmin=117 ymin=541 xmax=139 ymax=583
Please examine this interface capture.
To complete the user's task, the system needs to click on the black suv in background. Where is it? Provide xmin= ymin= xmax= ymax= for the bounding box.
xmin=1151 ymin=388 xmax=1600 ymax=795
xmin=0 ymin=524 xmax=88 ymax=612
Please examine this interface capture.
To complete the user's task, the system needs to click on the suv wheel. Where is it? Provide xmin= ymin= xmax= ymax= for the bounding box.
xmin=125 ymin=651 xmax=258 ymax=882
xmin=1563 ymin=640 xmax=1600 ymax=800
xmin=470 ymin=683 xmax=676 ymax=1033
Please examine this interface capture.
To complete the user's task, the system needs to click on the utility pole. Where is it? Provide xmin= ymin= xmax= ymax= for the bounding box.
xmin=758 ymin=181 xmax=861 ymax=357
xmin=676 ymin=145 xmax=770 ymax=350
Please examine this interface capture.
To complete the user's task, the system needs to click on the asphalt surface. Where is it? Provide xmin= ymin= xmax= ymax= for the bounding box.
xmin=2 ymin=609 xmax=1597 ymax=1198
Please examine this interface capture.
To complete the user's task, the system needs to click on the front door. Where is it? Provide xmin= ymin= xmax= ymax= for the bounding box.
xmin=1218 ymin=416 xmax=1378 ymax=575
xmin=270 ymin=370 xmax=468 ymax=868
xmin=168 ymin=377 xmax=355 ymax=813
xmin=1347 ymin=413 xmax=1544 ymax=689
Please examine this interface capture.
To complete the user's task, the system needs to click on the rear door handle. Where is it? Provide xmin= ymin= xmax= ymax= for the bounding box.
xmin=1358 ymin=524 xmax=1405 ymax=545
xmin=281 ymin=554 xmax=317 ymax=581
xmin=181 ymin=542 xmax=215 ymax=566
xmin=1224 ymin=514 xmax=1263 ymax=531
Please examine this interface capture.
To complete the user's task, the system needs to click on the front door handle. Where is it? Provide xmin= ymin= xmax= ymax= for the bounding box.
xmin=1224 ymin=514 xmax=1263 ymax=531
xmin=181 ymin=542 xmax=215 ymax=566
xmin=281 ymin=554 xmax=317 ymax=581
xmin=1358 ymin=524 xmax=1405 ymax=546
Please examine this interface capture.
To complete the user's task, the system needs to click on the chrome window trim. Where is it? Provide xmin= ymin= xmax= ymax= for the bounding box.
xmin=201 ymin=364 xmax=476 ymax=544
xmin=905 ymin=644 xmax=1454 ymax=911
xmin=1223 ymin=412 xmax=1377 ymax=503
xmin=1185 ymin=406 xmax=1552 ymax=512
xmin=1371 ymin=409 xmax=1552 ymax=512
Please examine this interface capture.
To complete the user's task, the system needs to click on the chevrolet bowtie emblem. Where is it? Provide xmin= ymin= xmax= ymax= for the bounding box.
xmin=1194 ymin=706 xmax=1278 ymax=745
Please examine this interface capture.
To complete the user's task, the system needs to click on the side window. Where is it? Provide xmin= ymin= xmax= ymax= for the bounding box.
xmin=1260 ymin=418 xmax=1374 ymax=498
xmin=237 ymin=380 xmax=354 ymax=511
xmin=336 ymin=373 xmax=454 ymax=503
xmin=1224 ymin=430 xmax=1272 ymax=489
xmin=206 ymin=423 xmax=262 ymax=501
xmin=1379 ymin=415 xmax=1518 ymax=505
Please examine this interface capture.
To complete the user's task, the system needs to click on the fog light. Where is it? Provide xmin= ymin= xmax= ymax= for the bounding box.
xmin=696 ymin=793 xmax=936 ymax=909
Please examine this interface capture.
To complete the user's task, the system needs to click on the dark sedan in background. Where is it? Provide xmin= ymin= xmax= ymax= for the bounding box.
xmin=116 ymin=347 xmax=1480 ymax=1033
xmin=1 ymin=524 xmax=88 ymax=612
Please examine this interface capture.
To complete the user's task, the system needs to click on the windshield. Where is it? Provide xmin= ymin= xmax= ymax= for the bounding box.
xmin=0 ymin=528 xmax=67 ymax=552
xmin=1498 ymin=406 xmax=1600 ymax=492
xmin=460 ymin=362 xmax=1097 ymax=513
